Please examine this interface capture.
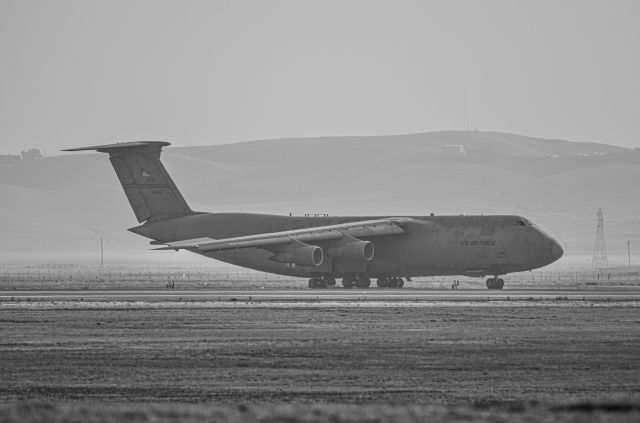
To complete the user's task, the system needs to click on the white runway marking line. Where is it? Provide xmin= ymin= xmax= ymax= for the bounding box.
xmin=2 ymin=300 xmax=640 ymax=310
xmin=2 ymin=288 xmax=640 ymax=304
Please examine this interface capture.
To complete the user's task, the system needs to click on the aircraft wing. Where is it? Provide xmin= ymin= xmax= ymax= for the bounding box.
xmin=154 ymin=218 xmax=409 ymax=253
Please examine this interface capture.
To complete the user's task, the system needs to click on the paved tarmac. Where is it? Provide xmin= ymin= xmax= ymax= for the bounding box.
xmin=1 ymin=288 xmax=639 ymax=302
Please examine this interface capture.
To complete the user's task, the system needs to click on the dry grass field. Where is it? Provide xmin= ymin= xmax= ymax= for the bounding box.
xmin=1 ymin=303 xmax=639 ymax=421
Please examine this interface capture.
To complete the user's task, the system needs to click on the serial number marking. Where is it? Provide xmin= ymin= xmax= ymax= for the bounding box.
xmin=460 ymin=240 xmax=496 ymax=246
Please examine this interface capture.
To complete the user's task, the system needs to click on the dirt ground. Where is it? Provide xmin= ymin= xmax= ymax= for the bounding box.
xmin=1 ymin=401 xmax=639 ymax=423
xmin=1 ymin=304 xmax=639 ymax=421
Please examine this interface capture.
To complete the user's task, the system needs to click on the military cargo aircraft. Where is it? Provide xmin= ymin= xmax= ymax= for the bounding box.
xmin=65 ymin=141 xmax=563 ymax=289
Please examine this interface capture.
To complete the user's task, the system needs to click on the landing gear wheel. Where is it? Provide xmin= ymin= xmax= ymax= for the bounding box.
xmin=355 ymin=275 xmax=371 ymax=289
xmin=376 ymin=277 xmax=405 ymax=288
xmin=323 ymin=275 xmax=336 ymax=287
xmin=342 ymin=276 xmax=356 ymax=289
xmin=387 ymin=277 xmax=403 ymax=288
xmin=308 ymin=278 xmax=326 ymax=289
xmin=486 ymin=277 xmax=505 ymax=290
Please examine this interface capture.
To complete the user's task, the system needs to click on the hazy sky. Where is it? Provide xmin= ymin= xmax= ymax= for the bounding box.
xmin=1 ymin=0 xmax=639 ymax=154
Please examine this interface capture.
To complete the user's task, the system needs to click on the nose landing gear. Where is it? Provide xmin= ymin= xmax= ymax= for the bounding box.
xmin=486 ymin=277 xmax=504 ymax=289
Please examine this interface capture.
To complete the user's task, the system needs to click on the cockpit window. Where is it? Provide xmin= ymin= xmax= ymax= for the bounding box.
xmin=517 ymin=219 xmax=532 ymax=226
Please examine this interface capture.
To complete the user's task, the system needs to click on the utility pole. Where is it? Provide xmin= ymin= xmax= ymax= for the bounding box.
xmin=100 ymin=236 xmax=104 ymax=268
xmin=627 ymin=240 xmax=631 ymax=269
xmin=592 ymin=207 xmax=608 ymax=276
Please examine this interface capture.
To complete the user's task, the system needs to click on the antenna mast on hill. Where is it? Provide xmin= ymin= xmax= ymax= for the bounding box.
xmin=592 ymin=207 xmax=608 ymax=275
xmin=463 ymin=88 xmax=470 ymax=131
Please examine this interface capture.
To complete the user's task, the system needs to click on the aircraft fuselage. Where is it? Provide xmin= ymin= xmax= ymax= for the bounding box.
xmin=130 ymin=212 xmax=563 ymax=279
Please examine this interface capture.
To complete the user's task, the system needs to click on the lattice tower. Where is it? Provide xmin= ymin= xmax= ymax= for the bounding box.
xmin=592 ymin=207 xmax=608 ymax=273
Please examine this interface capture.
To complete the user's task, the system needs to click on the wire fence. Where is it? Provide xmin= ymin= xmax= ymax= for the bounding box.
xmin=0 ymin=264 xmax=297 ymax=290
xmin=0 ymin=263 xmax=638 ymax=290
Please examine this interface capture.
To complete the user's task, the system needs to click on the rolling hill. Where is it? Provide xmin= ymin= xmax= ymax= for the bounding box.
xmin=1 ymin=131 xmax=638 ymax=266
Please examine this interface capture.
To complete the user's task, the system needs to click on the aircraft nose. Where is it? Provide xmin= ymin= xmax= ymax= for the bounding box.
xmin=550 ymin=239 xmax=564 ymax=262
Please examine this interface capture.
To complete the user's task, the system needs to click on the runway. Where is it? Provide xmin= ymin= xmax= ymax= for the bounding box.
xmin=2 ymin=288 xmax=640 ymax=302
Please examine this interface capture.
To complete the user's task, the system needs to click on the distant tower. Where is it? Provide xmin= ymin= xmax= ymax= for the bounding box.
xmin=463 ymin=88 xmax=471 ymax=131
xmin=592 ymin=207 xmax=608 ymax=274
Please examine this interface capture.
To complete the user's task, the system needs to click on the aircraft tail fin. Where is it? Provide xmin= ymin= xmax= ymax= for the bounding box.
xmin=64 ymin=141 xmax=193 ymax=223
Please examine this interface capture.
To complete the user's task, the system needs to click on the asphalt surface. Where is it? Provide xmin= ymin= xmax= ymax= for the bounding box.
xmin=1 ymin=288 xmax=639 ymax=302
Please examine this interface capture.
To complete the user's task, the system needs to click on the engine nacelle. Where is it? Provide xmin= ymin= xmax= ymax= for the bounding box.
xmin=273 ymin=245 xmax=324 ymax=267
xmin=293 ymin=245 xmax=324 ymax=266
xmin=327 ymin=240 xmax=374 ymax=261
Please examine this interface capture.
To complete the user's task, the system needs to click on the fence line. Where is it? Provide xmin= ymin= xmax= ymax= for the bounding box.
xmin=0 ymin=264 xmax=638 ymax=289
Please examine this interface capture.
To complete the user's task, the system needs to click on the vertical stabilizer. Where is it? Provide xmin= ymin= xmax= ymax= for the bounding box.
xmin=64 ymin=141 xmax=192 ymax=223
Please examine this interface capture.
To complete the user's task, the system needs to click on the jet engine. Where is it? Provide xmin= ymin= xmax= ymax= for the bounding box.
xmin=273 ymin=245 xmax=324 ymax=267
xmin=327 ymin=240 xmax=374 ymax=261
xmin=293 ymin=245 xmax=323 ymax=266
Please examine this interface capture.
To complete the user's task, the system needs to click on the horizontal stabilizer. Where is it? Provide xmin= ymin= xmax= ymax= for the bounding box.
xmin=63 ymin=141 xmax=171 ymax=152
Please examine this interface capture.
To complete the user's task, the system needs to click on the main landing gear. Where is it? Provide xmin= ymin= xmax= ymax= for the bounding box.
xmin=376 ymin=276 xmax=404 ymax=288
xmin=341 ymin=274 xmax=371 ymax=289
xmin=308 ymin=274 xmax=407 ymax=289
xmin=308 ymin=275 xmax=336 ymax=289
xmin=486 ymin=276 xmax=504 ymax=290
